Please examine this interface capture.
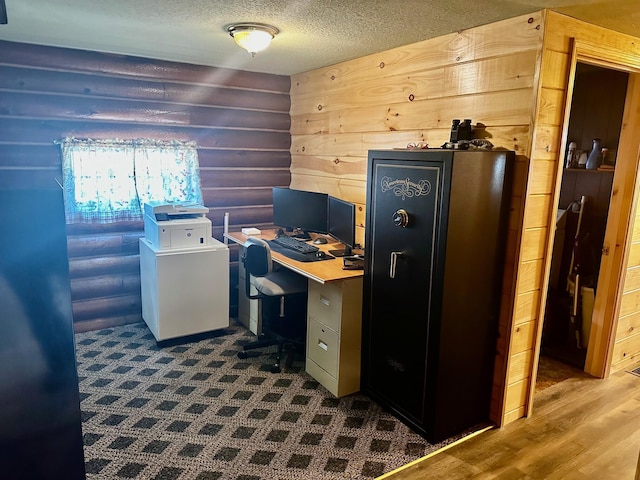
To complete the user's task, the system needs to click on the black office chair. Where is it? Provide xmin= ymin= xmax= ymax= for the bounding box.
xmin=238 ymin=237 xmax=308 ymax=373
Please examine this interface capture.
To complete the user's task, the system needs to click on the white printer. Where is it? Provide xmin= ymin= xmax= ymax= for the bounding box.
xmin=140 ymin=201 xmax=230 ymax=342
xmin=143 ymin=201 xmax=212 ymax=250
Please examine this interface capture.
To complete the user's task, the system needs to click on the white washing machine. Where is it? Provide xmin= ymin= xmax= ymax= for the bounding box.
xmin=139 ymin=237 xmax=229 ymax=342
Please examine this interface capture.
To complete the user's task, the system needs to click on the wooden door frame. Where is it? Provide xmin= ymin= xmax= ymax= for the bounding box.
xmin=544 ymin=39 xmax=640 ymax=381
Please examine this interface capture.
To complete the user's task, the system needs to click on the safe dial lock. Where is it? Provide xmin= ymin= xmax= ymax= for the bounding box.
xmin=392 ymin=209 xmax=410 ymax=228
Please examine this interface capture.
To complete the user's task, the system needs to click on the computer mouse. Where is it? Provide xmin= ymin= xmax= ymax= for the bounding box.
xmin=313 ymin=237 xmax=328 ymax=244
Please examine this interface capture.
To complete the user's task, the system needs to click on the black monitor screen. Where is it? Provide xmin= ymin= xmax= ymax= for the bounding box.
xmin=272 ymin=187 xmax=328 ymax=238
xmin=328 ymin=196 xmax=355 ymax=257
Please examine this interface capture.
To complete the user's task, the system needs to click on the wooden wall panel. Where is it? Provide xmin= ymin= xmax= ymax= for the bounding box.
xmin=623 ymin=266 xmax=640 ymax=293
xmin=610 ymin=333 xmax=640 ymax=370
xmin=0 ymin=40 xmax=291 ymax=331
xmin=514 ymin=290 xmax=542 ymax=325
xmin=290 ymin=13 xmax=544 ymax=427
xmin=290 ymin=127 xmax=529 ymax=156
xmin=619 ymin=289 xmax=640 ymax=318
xmin=524 ymin=194 xmax=553 ymax=229
xmin=526 ymin=160 xmax=557 ymax=195
xmin=520 ymin=228 xmax=549 ymax=262
xmin=518 ymin=11 xmax=640 ymax=425
xmin=508 ymin=350 xmax=535 ymax=384
xmin=291 ymin=89 xmax=534 ymax=134
xmin=627 ymin=241 xmax=640 ymax=268
xmin=615 ymin=311 xmax=640 ymax=339
xmin=290 ymin=10 xmax=640 ymax=427
xmin=511 ymin=321 xmax=538 ymax=354
xmin=291 ymin=50 xmax=537 ymax=117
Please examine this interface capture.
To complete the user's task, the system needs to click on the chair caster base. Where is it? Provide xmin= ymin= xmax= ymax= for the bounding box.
xmin=270 ymin=365 xmax=281 ymax=373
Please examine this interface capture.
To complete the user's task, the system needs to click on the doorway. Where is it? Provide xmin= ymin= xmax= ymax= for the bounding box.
xmin=537 ymin=62 xmax=630 ymax=389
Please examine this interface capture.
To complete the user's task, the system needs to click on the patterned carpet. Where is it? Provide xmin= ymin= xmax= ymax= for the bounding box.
xmin=535 ymin=355 xmax=590 ymax=392
xmin=75 ymin=321 xmax=473 ymax=480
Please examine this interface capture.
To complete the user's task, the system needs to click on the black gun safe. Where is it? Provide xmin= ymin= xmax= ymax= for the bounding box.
xmin=362 ymin=148 xmax=514 ymax=442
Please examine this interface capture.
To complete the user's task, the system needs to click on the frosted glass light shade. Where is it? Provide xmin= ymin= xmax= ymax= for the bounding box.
xmin=227 ymin=23 xmax=278 ymax=56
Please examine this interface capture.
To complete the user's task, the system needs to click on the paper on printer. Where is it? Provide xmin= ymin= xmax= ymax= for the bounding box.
xmin=144 ymin=200 xmax=209 ymax=220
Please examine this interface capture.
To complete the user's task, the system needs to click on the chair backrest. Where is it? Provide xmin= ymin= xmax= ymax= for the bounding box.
xmin=243 ymin=237 xmax=273 ymax=279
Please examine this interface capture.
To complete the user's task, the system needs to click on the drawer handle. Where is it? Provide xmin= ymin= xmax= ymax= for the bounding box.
xmin=320 ymin=295 xmax=330 ymax=306
xmin=318 ymin=340 xmax=328 ymax=351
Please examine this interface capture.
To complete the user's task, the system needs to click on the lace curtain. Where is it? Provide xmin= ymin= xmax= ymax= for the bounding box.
xmin=60 ymin=138 xmax=203 ymax=223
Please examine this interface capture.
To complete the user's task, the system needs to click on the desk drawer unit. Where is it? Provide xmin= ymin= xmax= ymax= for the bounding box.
xmin=307 ymin=280 xmax=342 ymax=331
xmin=307 ymin=319 xmax=339 ymax=374
xmin=305 ymin=278 xmax=363 ymax=397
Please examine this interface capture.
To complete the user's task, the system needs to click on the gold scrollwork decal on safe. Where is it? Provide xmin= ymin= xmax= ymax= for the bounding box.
xmin=380 ymin=176 xmax=431 ymax=200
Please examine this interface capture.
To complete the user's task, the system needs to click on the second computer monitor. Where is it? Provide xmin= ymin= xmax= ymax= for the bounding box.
xmin=272 ymin=187 xmax=328 ymax=239
xmin=328 ymin=196 xmax=356 ymax=257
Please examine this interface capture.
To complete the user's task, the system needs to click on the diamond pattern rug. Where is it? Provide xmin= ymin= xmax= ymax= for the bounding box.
xmin=75 ymin=321 xmax=473 ymax=479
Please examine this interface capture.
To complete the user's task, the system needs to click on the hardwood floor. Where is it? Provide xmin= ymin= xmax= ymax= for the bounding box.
xmin=381 ymin=368 xmax=640 ymax=479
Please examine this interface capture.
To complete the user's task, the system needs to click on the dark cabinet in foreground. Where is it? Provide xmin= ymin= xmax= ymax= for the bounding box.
xmin=0 ymin=189 xmax=86 ymax=479
xmin=362 ymin=149 xmax=514 ymax=442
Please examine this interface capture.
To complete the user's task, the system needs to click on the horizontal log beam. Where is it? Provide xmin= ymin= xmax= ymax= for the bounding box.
xmin=0 ymin=118 xmax=291 ymax=149
xmin=0 ymin=65 xmax=290 ymax=111
xmin=67 ymin=221 xmax=143 ymax=235
xmin=69 ymin=254 xmax=140 ymax=278
xmin=71 ymin=293 xmax=142 ymax=322
xmin=0 ymin=144 xmax=61 ymax=168
xmin=202 ymin=187 xmax=275 ymax=208
xmin=198 ymin=150 xmax=290 ymax=169
xmin=208 ymin=205 xmax=273 ymax=228
xmin=71 ymin=273 xmax=140 ymax=300
xmin=67 ymin=232 xmax=143 ymax=257
xmin=199 ymin=169 xmax=290 ymax=188
xmin=0 ymin=40 xmax=291 ymax=93
xmin=0 ymin=92 xmax=290 ymax=131
xmin=73 ymin=316 xmax=144 ymax=334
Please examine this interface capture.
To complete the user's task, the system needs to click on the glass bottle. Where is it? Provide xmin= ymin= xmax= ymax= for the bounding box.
xmin=586 ymin=138 xmax=602 ymax=170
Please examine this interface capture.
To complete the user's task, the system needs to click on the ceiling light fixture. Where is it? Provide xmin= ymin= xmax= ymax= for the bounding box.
xmin=227 ymin=23 xmax=279 ymax=57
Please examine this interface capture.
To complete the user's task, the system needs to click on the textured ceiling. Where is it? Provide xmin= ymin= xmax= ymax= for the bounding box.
xmin=0 ymin=0 xmax=638 ymax=76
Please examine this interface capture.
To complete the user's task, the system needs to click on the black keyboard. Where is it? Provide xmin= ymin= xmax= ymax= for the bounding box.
xmin=271 ymin=235 xmax=319 ymax=254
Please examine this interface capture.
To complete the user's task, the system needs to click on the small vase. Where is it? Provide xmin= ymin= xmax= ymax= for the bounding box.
xmin=586 ymin=138 xmax=602 ymax=170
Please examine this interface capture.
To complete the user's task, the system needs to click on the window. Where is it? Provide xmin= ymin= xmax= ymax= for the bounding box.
xmin=60 ymin=138 xmax=203 ymax=223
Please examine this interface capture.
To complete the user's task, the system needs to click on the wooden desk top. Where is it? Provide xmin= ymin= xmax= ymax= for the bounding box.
xmin=224 ymin=230 xmax=364 ymax=284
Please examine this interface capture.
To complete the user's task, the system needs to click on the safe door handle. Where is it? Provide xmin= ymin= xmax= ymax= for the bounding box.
xmin=390 ymin=251 xmax=403 ymax=278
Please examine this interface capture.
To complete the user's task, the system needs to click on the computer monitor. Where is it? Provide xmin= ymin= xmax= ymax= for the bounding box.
xmin=272 ymin=187 xmax=328 ymax=239
xmin=327 ymin=196 xmax=356 ymax=257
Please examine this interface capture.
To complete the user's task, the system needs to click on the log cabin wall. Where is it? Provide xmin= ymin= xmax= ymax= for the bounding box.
xmin=289 ymin=12 xmax=545 ymax=426
xmin=0 ymin=40 xmax=291 ymax=332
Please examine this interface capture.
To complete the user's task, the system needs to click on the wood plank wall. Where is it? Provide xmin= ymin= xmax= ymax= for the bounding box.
xmin=289 ymin=13 xmax=545 ymax=425
xmin=612 ymin=73 xmax=640 ymax=373
xmin=290 ymin=14 xmax=542 ymax=250
xmin=0 ymin=40 xmax=291 ymax=332
xmin=522 ymin=12 xmax=640 ymax=421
